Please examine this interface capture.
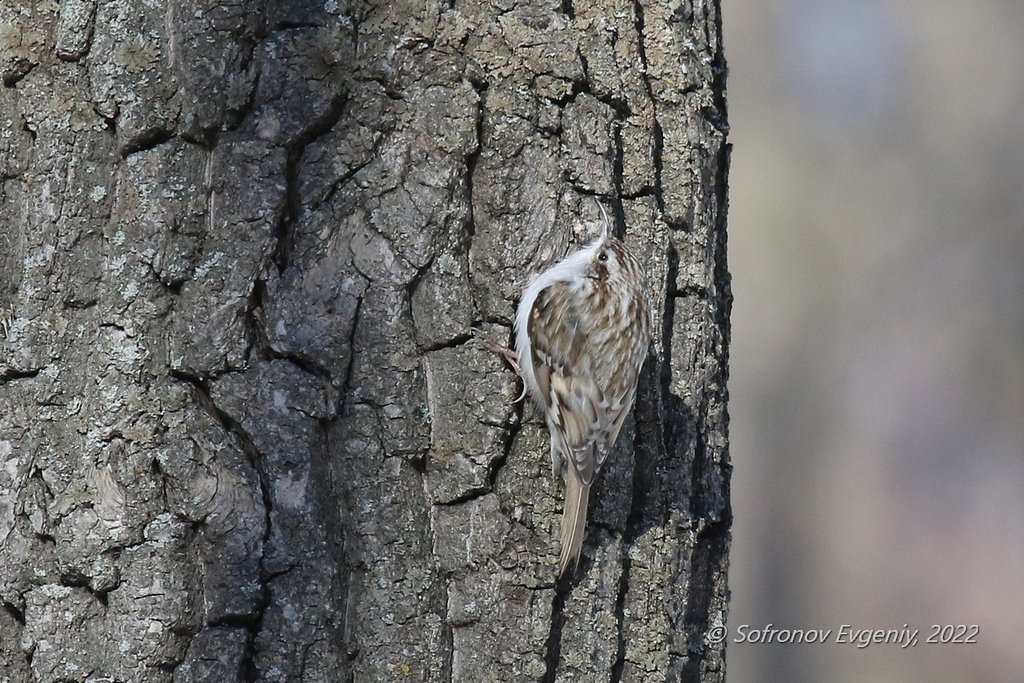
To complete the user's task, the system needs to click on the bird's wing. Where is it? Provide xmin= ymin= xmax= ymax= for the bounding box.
xmin=528 ymin=282 xmax=612 ymax=485
xmin=589 ymin=312 xmax=650 ymax=472
xmin=592 ymin=384 xmax=635 ymax=474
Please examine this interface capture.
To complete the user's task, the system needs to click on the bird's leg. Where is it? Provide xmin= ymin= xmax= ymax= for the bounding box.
xmin=474 ymin=332 xmax=528 ymax=402
xmin=475 ymin=334 xmax=522 ymax=374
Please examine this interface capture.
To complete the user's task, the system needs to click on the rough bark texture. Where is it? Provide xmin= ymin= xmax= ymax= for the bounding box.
xmin=0 ymin=0 xmax=730 ymax=681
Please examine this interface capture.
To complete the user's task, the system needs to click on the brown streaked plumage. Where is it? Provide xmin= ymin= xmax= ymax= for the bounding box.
xmin=514 ymin=233 xmax=651 ymax=576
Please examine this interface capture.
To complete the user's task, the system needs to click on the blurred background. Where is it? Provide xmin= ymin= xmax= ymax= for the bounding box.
xmin=721 ymin=1 xmax=1024 ymax=681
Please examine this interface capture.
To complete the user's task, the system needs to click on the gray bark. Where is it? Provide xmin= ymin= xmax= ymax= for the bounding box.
xmin=0 ymin=0 xmax=730 ymax=681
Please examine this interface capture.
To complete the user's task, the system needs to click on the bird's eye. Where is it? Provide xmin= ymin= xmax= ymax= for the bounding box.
xmin=598 ymin=251 xmax=609 ymax=262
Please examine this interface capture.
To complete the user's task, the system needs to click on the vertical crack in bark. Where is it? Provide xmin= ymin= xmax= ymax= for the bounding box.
xmin=275 ymin=93 xmax=350 ymax=272
xmin=318 ymin=414 xmax=351 ymax=681
xmin=463 ymin=77 xmax=486 ymax=339
xmin=340 ymin=294 xmax=363 ymax=403
xmin=659 ymin=236 xmax=681 ymax=462
xmin=609 ymin=523 xmax=634 ymax=681
xmin=274 ymin=141 xmax=305 ymax=273
xmin=610 ymin=352 xmax=664 ymax=680
xmin=441 ymin=620 xmax=454 ymax=683
xmin=609 ymin=434 xmax=651 ymax=681
xmin=492 ymin=371 xmax=523 ymax=491
xmin=611 ymin=114 xmax=627 ymax=236
xmin=244 ymin=277 xmax=268 ymax=367
xmin=168 ymin=369 xmax=274 ymax=679
xmin=541 ymin=579 xmax=570 ymax=683
xmin=632 ymin=0 xmax=665 ymax=216
xmin=464 ymin=80 xmax=486 ymax=241
xmin=680 ymin=400 xmax=713 ymax=682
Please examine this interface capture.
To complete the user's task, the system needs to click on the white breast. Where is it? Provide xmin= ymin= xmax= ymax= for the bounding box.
xmin=514 ymin=237 xmax=604 ymax=402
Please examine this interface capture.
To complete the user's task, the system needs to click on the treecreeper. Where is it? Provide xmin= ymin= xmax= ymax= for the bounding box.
xmin=513 ymin=222 xmax=652 ymax=576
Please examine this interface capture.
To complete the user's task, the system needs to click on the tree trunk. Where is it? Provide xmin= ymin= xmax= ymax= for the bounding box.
xmin=0 ymin=0 xmax=730 ymax=681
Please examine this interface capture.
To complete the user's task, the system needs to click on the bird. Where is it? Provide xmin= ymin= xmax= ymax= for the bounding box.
xmin=513 ymin=226 xmax=651 ymax=576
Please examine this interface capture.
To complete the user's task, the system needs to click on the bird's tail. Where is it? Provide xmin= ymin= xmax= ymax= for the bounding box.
xmin=558 ymin=472 xmax=591 ymax=576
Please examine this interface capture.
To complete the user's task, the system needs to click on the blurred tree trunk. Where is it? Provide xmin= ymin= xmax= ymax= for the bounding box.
xmin=0 ymin=0 xmax=730 ymax=681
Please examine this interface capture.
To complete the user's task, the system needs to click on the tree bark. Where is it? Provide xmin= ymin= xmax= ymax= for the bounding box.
xmin=0 ymin=0 xmax=730 ymax=681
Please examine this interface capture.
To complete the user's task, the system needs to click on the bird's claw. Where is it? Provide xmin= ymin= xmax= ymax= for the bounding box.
xmin=473 ymin=331 xmax=528 ymax=402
